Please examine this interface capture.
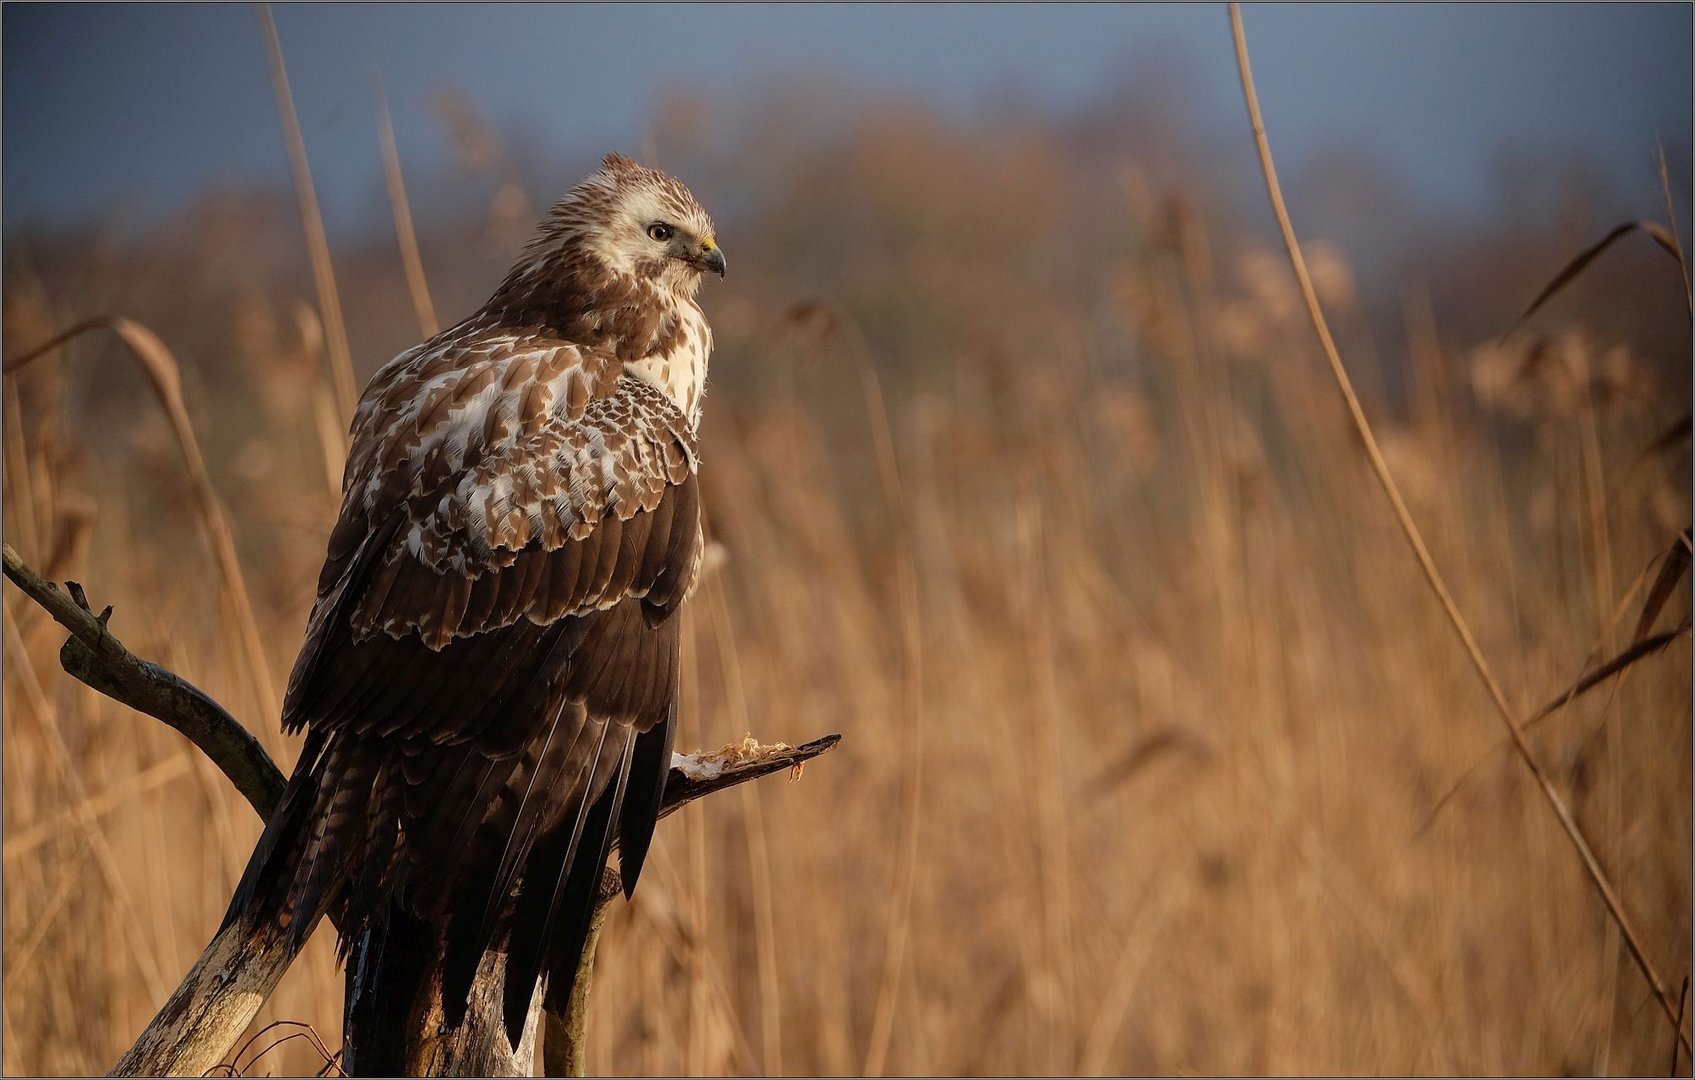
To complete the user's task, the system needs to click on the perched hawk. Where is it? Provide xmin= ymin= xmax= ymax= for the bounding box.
xmin=223 ymin=153 xmax=724 ymax=1057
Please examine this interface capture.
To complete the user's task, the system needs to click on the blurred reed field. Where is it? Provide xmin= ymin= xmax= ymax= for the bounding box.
xmin=2 ymin=67 xmax=1692 ymax=1076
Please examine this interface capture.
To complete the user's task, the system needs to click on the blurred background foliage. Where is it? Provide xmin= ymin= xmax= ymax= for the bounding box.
xmin=2 ymin=16 xmax=1691 ymax=1076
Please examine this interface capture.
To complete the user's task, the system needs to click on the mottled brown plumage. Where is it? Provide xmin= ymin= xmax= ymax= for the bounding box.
xmin=222 ymin=153 xmax=723 ymax=1059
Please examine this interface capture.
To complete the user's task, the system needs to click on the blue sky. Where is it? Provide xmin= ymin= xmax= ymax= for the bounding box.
xmin=3 ymin=3 xmax=1690 ymax=234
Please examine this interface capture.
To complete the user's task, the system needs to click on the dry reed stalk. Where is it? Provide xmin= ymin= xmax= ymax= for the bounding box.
xmin=1577 ymin=384 xmax=1626 ymax=1074
xmin=1519 ymin=522 xmax=1691 ymax=740
xmin=371 ymin=67 xmax=440 ymax=338
xmin=740 ymin=771 xmax=784 ymax=1076
xmin=1418 ymin=622 xmax=1690 ymax=837
xmin=0 ymin=541 xmax=286 ymax=819
xmin=858 ymin=360 xmax=927 ymax=1080
xmin=570 ymin=602 xmax=798 ymax=1076
xmin=1655 ymin=140 xmax=1691 ymax=313
xmin=629 ymin=871 xmax=762 ymax=1069
xmin=1533 ymin=625 xmax=1691 ymax=728
xmin=1017 ymin=484 xmax=1080 ymax=1072
xmin=1077 ymin=864 xmax=1182 ymax=1074
xmin=4 ymin=318 xmax=280 ymax=720
xmin=678 ymin=614 xmax=713 ymax=1076
xmin=1674 ymin=977 xmax=1691 ymax=1076
xmin=0 ymin=602 xmax=173 ymax=1003
xmin=1 ymin=994 xmax=20 ymax=1076
xmin=700 ymin=573 xmax=785 ymax=1076
xmin=1503 ymin=220 xmax=1685 ymax=342
xmin=3 ymin=377 xmax=43 ymax=565
xmin=256 ymin=4 xmax=359 ymax=424
xmin=1302 ymin=834 xmax=1458 ymax=1073
xmin=1577 ymin=400 xmax=1616 ymax=647
xmin=3 ymin=837 xmax=95 ymax=996
xmin=2 ymin=755 xmax=193 ymax=863
xmin=1227 ymin=3 xmax=1692 ymax=1054
xmin=287 ymin=304 xmax=349 ymax=494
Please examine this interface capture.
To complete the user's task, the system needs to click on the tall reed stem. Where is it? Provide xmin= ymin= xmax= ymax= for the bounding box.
xmin=1227 ymin=2 xmax=1690 ymax=1054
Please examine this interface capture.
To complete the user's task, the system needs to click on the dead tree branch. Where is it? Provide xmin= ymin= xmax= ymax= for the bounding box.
xmin=2 ymin=542 xmax=285 ymax=816
xmin=109 ymin=906 xmax=297 ymax=1077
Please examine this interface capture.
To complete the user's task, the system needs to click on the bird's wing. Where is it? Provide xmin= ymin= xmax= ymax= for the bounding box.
xmin=242 ymin=333 xmax=700 ymax=1024
xmin=282 ymin=334 xmax=699 ymax=748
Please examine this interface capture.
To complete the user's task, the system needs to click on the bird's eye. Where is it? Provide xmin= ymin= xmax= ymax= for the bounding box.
xmin=647 ymin=223 xmax=674 ymax=242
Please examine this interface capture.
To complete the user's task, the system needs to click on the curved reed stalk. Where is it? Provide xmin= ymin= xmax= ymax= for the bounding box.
xmin=856 ymin=361 xmax=926 ymax=1080
xmin=5 ymin=317 xmax=281 ymax=718
xmin=371 ymin=67 xmax=440 ymax=339
xmin=1227 ymin=4 xmax=1691 ymax=1054
xmin=256 ymin=4 xmax=359 ymax=424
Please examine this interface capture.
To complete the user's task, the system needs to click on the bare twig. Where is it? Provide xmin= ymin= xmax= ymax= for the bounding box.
xmin=226 ymin=1019 xmax=345 ymax=1077
xmin=1227 ymin=3 xmax=1690 ymax=1054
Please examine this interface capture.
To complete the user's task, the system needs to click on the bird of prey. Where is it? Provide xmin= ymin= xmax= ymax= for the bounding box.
xmin=222 ymin=153 xmax=725 ymax=1057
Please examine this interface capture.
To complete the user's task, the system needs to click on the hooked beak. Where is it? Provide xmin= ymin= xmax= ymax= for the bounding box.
xmin=694 ymin=237 xmax=726 ymax=279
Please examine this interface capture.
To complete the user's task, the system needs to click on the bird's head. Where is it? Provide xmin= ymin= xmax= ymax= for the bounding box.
xmin=532 ymin=153 xmax=724 ymax=297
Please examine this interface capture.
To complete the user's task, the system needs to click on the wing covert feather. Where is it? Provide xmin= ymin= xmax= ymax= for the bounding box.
xmin=282 ymin=338 xmax=700 ymax=748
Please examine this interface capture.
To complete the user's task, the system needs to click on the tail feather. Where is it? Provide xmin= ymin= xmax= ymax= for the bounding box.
xmin=227 ymin=592 xmax=682 ymax=1058
xmin=503 ymin=727 xmax=635 ymax=1045
xmin=618 ymin=702 xmax=676 ymax=899
xmin=394 ymin=749 xmax=507 ymax=919
xmin=342 ymin=899 xmax=435 ymax=1076
xmin=220 ymin=726 xmax=395 ymax=966
xmin=220 ymin=728 xmax=331 ymax=936
xmin=439 ymin=708 xmax=599 ymax=1016
xmin=286 ymin=740 xmax=380 ymax=953
xmin=476 ymin=708 xmax=595 ymax=951
xmin=339 ymin=757 xmax=405 ymax=962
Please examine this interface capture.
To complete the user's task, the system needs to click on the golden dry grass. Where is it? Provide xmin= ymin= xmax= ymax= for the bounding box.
xmin=2 ymin=78 xmax=1690 ymax=1076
